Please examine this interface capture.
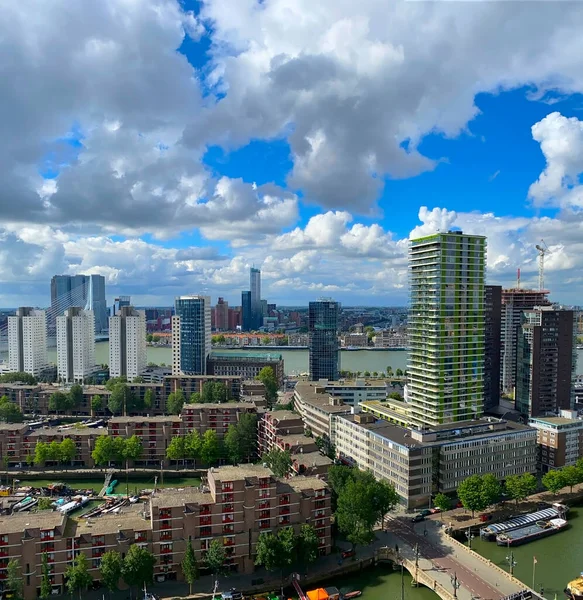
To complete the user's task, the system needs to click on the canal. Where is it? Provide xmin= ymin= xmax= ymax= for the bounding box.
xmin=470 ymin=504 xmax=583 ymax=598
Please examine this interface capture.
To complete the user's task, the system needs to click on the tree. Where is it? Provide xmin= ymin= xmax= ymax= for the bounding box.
xmin=107 ymin=383 xmax=127 ymax=415
xmin=263 ymin=449 xmax=292 ymax=477
xmin=92 ymin=435 xmax=123 ymax=466
xmin=37 ymin=497 xmax=54 ymax=510
xmin=6 ymin=558 xmax=23 ymax=600
xmin=254 ymin=532 xmax=285 ymax=573
xmin=185 ymin=431 xmax=202 ymax=464
xmin=481 ymin=473 xmax=502 ymax=508
xmin=387 ymin=391 xmax=403 ymax=401
xmin=224 ymin=414 xmax=258 ymax=464
xmin=122 ymin=544 xmax=156 ymax=591
xmin=0 ymin=396 xmax=24 ymax=423
xmin=224 ymin=424 xmax=243 ymax=465
xmin=457 ymin=475 xmax=489 ymax=517
xmin=91 ymin=395 xmax=103 ymax=415
xmin=256 ymin=366 xmax=278 ymax=403
xmin=105 ymin=376 xmax=127 ymax=391
xmin=40 ymin=553 xmax=52 ymax=600
xmin=0 ymin=372 xmax=37 ymax=385
xmin=190 ymin=392 xmax=202 ymax=403
xmin=123 ymin=435 xmax=143 ymax=467
xmin=166 ymin=436 xmax=187 ymax=462
xmin=204 ymin=539 xmax=226 ymax=577
xmin=166 ymin=389 xmax=185 ymax=415
xmin=395 ymin=368 xmax=404 ymax=377
xmin=182 ymin=540 xmax=199 ymax=595
xmin=132 ymin=376 xmax=145 ymax=383
xmin=146 ymin=333 xmax=153 ymax=343
xmin=69 ymin=384 xmax=84 ymax=407
xmin=295 ymin=524 xmax=320 ymax=570
xmin=336 ymin=476 xmax=379 ymax=547
xmin=543 ymin=469 xmax=567 ymax=494
xmin=386 ymin=366 xmax=393 ymax=376
xmin=48 ymin=391 xmax=72 ymax=413
xmin=100 ymin=550 xmax=123 ymax=596
xmin=371 ymin=477 xmax=400 ymax=527
xmin=34 ymin=441 xmax=50 ymax=466
xmin=505 ymin=473 xmax=537 ymax=506
xmin=65 ymin=552 xmax=93 ymax=600
xmin=200 ymin=429 xmax=221 ymax=465
xmin=143 ymin=389 xmax=154 ymax=410
xmin=562 ymin=465 xmax=582 ymax=493
xmin=59 ymin=438 xmax=77 ymax=465
xmin=363 ymin=371 xmax=371 ymax=377
xmin=433 ymin=493 xmax=451 ymax=519
xmin=48 ymin=440 xmax=61 ymax=462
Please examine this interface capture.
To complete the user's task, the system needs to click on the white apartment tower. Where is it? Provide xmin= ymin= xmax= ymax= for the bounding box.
xmin=56 ymin=307 xmax=96 ymax=383
xmin=109 ymin=306 xmax=147 ymax=381
xmin=8 ymin=307 xmax=48 ymax=377
xmin=172 ymin=295 xmax=211 ymax=376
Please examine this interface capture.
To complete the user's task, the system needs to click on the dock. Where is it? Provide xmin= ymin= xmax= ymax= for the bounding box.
xmin=98 ymin=470 xmax=116 ymax=497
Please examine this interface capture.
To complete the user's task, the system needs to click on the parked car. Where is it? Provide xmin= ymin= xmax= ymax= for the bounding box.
xmin=479 ymin=513 xmax=493 ymax=522
xmin=429 ymin=507 xmax=442 ymax=514
xmin=411 ymin=514 xmax=426 ymax=523
xmin=455 ymin=501 xmax=463 ymax=508
xmin=419 ymin=509 xmax=432 ymax=517
xmin=341 ymin=549 xmax=356 ymax=559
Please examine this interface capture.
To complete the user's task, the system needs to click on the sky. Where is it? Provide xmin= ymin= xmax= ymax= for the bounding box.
xmin=3 ymin=0 xmax=583 ymax=308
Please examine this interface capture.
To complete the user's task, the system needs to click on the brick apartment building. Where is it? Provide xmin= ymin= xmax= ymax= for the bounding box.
xmin=181 ymin=402 xmax=256 ymax=438
xmin=529 ymin=410 xmax=583 ymax=471
xmin=0 ymin=465 xmax=332 ymax=599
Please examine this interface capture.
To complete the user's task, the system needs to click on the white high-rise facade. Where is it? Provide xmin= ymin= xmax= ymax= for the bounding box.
xmin=109 ymin=307 xmax=147 ymax=381
xmin=8 ymin=308 xmax=48 ymax=376
xmin=56 ymin=307 xmax=96 ymax=383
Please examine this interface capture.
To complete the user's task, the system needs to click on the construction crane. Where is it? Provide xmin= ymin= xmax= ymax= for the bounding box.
xmin=535 ymin=239 xmax=550 ymax=291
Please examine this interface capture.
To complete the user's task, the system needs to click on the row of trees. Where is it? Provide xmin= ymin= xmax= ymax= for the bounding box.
xmin=0 ymin=395 xmax=24 ymax=423
xmin=189 ymin=382 xmax=231 ymax=405
xmin=91 ymin=435 xmax=143 ymax=467
xmin=336 ymin=367 xmax=406 ymax=379
xmin=33 ymin=439 xmax=77 ymax=465
xmin=0 ymin=372 xmax=37 ymax=385
xmin=541 ymin=459 xmax=583 ymax=494
xmin=256 ymin=366 xmax=278 ymax=404
xmin=48 ymin=384 xmax=84 ymax=412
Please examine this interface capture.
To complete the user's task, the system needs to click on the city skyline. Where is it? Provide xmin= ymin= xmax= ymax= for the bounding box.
xmin=2 ymin=3 xmax=583 ymax=307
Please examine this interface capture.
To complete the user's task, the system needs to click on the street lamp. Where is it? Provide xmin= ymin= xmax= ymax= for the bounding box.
xmin=465 ymin=526 xmax=475 ymax=549
xmin=506 ymin=550 xmax=517 ymax=577
xmin=450 ymin=572 xmax=460 ymax=599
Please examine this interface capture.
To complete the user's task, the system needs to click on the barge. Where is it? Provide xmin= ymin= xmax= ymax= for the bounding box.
xmin=496 ymin=517 xmax=568 ymax=546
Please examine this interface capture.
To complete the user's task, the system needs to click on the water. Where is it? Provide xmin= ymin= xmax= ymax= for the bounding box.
xmin=471 ymin=505 xmax=583 ymax=598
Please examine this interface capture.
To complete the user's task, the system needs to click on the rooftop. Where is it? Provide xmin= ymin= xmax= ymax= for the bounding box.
xmin=294 ymin=382 xmax=353 ymax=414
xmin=0 ymin=512 xmax=65 ymax=535
xmin=182 ymin=402 xmax=256 ymax=410
xmin=149 ymin=487 xmax=211 ymax=508
xmin=210 ymin=351 xmax=283 ymax=361
xmin=30 ymin=426 xmax=107 ymax=437
xmin=109 ymin=416 xmax=181 ymax=423
xmin=0 ymin=423 xmax=29 ymax=431
xmin=339 ymin=414 xmax=424 ymax=449
xmin=291 ymin=451 xmax=333 ymax=467
xmin=529 ymin=416 xmax=583 ymax=427
xmin=287 ymin=476 xmax=328 ymax=492
xmin=265 ymin=410 xmax=301 ymax=422
xmin=276 ymin=433 xmax=315 ymax=446
xmin=209 ymin=463 xmax=273 ymax=481
xmin=75 ymin=505 xmax=151 ymax=535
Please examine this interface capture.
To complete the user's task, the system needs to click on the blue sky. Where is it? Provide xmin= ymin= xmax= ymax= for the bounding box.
xmin=2 ymin=0 xmax=583 ymax=308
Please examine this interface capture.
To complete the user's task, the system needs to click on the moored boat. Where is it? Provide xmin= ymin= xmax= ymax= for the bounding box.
xmin=496 ymin=518 xmax=568 ymax=546
xmin=565 ymin=573 xmax=583 ymax=599
xmin=481 ymin=503 xmax=568 ymax=541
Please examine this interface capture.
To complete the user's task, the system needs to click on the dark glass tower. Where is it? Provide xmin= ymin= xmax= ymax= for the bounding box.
xmin=309 ymin=298 xmax=340 ymax=381
xmin=484 ymin=285 xmax=502 ymax=411
xmin=241 ymin=291 xmax=252 ymax=331
xmin=174 ymin=295 xmax=211 ymax=375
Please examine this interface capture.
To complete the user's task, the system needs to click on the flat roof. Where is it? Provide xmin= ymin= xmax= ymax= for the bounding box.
xmin=530 ymin=416 xmax=583 ymax=426
xmin=286 ymin=476 xmax=327 ymax=492
xmin=339 ymin=415 xmax=424 ymax=449
xmin=210 ymin=464 xmax=273 ymax=481
xmin=210 ymin=351 xmax=283 ymax=360
xmin=182 ymin=402 xmax=256 ymax=410
xmin=150 ymin=487 xmax=211 ymax=508
xmin=109 ymin=416 xmax=181 ymax=423
xmin=0 ymin=512 xmax=65 ymax=535
xmin=29 ymin=426 xmax=107 ymax=437
xmin=294 ymin=382 xmax=353 ymax=414
xmin=76 ymin=505 xmax=151 ymax=535
xmin=291 ymin=451 xmax=333 ymax=467
xmin=265 ymin=410 xmax=301 ymax=422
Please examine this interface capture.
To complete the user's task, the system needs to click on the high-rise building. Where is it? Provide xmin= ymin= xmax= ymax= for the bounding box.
xmin=484 ymin=285 xmax=502 ymax=411
xmin=250 ymin=267 xmax=262 ymax=329
xmin=112 ymin=296 xmax=131 ymax=317
xmin=407 ymin=231 xmax=486 ymax=427
xmin=215 ymin=298 xmax=229 ymax=331
xmin=109 ymin=306 xmax=147 ymax=381
xmin=8 ymin=308 xmax=48 ymax=376
xmin=172 ymin=295 xmax=211 ymax=376
xmin=242 ymin=291 xmax=252 ymax=331
xmin=228 ymin=307 xmax=241 ymax=331
xmin=516 ymin=306 xmax=576 ymax=417
xmin=501 ymin=288 xmax=550 ymax=394
xmin=308 ymin=298 xmax=340 ymax=381
xmin=50 ymin=274 xmax=108 ymax=333
xmin=56 ymin=307 xmax=96 ymax=383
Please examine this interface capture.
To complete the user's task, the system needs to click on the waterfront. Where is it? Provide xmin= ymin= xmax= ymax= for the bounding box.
xmin=471 ymin=504 xmax=583 ymax=598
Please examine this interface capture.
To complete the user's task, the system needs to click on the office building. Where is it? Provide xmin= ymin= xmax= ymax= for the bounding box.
xmin=501 ymin=288 xmax=550 ymax=394
xmin=308 ymin=298 xmax=340 ymax=381
xmin=56 ymin=307 xmax=96 ymax=383
xmin=112 ymin=295 xmax=131 ymax=316
xmin=250 ymin=267 xmax=262 ymax=329
xmin=8 ymin=308 xmax=48 ymax=376
xmin=484 ymin=285 xmax=502 ymax=410
xmin=207 ymin=351 xmax=284 ymax=387
xmin=407 ymin=231 xmax=486 ymax=427
xmin=516 ymin=306 xmax=576 ymax=417
xmin=172 ymin=295 xmax=211 ymax=375
xmin=50 ymin=274 xmax=108 ymax=333
xmin=529 ymin=410 xmax=583 ymax=471
xmin=109 ymin=306 xmax=147 ymax=381
xmin=215 ymin=297 xmax=229 ymax=331
xmin=241 ymin=290 xmax=252 ymax=331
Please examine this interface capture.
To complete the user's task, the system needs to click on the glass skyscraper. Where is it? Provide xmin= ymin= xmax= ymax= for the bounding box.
xmin=308 ymin=298 xmax=340 ymax=381
xmin=407 ymin=231 xmax=486 ymax=427
xmin=241 ymin=291 xmax=252 ymax=332
xmin=172 ymin=295 xmax=211 ymax=375
xmin=250 ymin=267 xmax=262 ymax=330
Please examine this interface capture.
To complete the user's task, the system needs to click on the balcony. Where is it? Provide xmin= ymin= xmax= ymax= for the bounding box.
xmin=160 ymin=533 xmax=172 ymax=542
xmin=200 ymin=505 xmax=211 ymax=515
xmin=135 ymin=536 xmax=147 ymax=543
xmin=160 ymin=522 xmax=171 ymax=530
xmin=279 ymin=517 xmax=290 ymax=526
xmin=259 ymin=501 xmax=270 ymax=510
xmin=223 ymin=538 xmax=235 ymax=547
xmin=279 ymin=496 xmax=290 ymax=505
xmin=222 ymin=504 xmax=234 ymax=513
xmin=200 ymin=516 xmax=212 ymax=526
xmin=222 ymin=515 xmax=234 ymax=524
xmin=161 ymin=547 xmax=172 ymax=554
xmin=279 ymin=507 xmax=290 ymax=515
xmin=259 ymin=480 xmax=270 ymax=489
xmin=259 ymin=521 xmax=270 ymax=530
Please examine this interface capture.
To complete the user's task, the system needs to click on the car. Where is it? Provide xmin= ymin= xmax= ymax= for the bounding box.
xmin=419 ymin=509 xmax=432 ymax=517
xmin=479 ymin=513 xmax=493 ymax=522
xmin=341 ymin=549 xmax=356 ymax=559
xmin=411 ymin=514 xmax=426 ymax=523
xmin=430 ymin=507 xmax=442 ymax=514
xmin=455 ymin=501 xmax=463 ymax=508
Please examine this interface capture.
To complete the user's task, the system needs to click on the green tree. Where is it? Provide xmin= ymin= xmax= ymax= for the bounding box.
xmin=395 ymin=368 xmax=404 ymax=377
xmin=457 ymin=475 xmax=489 ymax=517
xmin=542 ymin=470 xmax=567 ymax=494
xmin=481 ymin=473 xmax=502 ymax=508
xmin=0 ymin=372 xmax=37 ymax=385
xmin=132 ymin=376 xmax=145 ymax=383
xmin=335 ymin=476 xmax=378 ymax=547
xmin=189 ymin=392 xmax=202 ymax=403
xmin=562 ymin=465 xmax=582 ymax=493
xmin=224 ymin=413 xmax=258 ymax=464
xmin=105 ymin=376 xmax=127 ymax=391
xmin=40 ymin=553 xmax=52 ymax=600
xmin=151 ymin=335 xmax=160 ymax=343
xmin=277 ymin=526 xmax=297 ymax=568
xmin=387 ymin=391 xmax=403 ymax=401
xmin=122 ymin=545 xmax=156 ymax=591
xmin=166 ymin=436 xmax=186 ymax=462
xmin=65 ymin=553 xmax=93 ymax=600
xmin=123 ymin=435 xmax=143 ymax=467
xmin=59 ymin=438 xmax=77 ymax=465
xmin=48 ymin=440 xmax=61 ymax=462
xmin=263 ymin=448 xmax=292 ymax=477
xmin=37 ymin=497 xmax=54 ymax=511
xmin=146 ymin=334 xmax=153 ymax=343
xmin=204 ymin=539 xmax=226 ymax=577
xmin=91 ymin=395 xmax=103 ymax=415
xmin=262 ymin=336 xmax=271 ymax=346
xmin=200 ymin=429 xmax=221 ymax=465
xmin=48 ymin=391 xmax=72 ymax=413
xmin=0 ymin=396 xmax=24 ymax=423
xmin=363 ymin=371 xmax=371 ymax=377
xmin=433 ymin=493 xmax=451 ymax=519
xmin=34 ymin=441 xmax=49 ymax=466
xmin=254 ymin=532 xmax=285 ymax=573
xmin=143 ymin=389 xmax=155 ymax=410
xmin=386 ymin=366 xmax=393 ymax=377
xmin=185 ymin=431 xmax=202 ymax=464
xmin=107 ymin=383 xmax=127 ymax=415
xmin=256 ymin=366 xmax=278 ymax=403
xmin=504 ymin=473 xmax=537 ymax=506
xmin=92 ymin=435 xmax=123 ymax=466
xmin=166 ymin=389 xmax=185 ymax=415
xmin=182 ymin=540 xmax=199 ymax=595
xmin=295 ymin=524 xmax=320 ymax=570
xmin=224 ymin=424 xmax=243 ymax=465
xmin=100 ymin=550 xmax=123 ymax=596
xmin=69 ymin=384 xmax=84 ymax=407
xmin=6 ymin=558 xmax=24 ymax=600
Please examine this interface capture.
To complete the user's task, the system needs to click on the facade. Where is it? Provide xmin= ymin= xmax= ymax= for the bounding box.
xmin=109 ymin=306 xmax=147 ymax=381
xmin=340 ymin=333 xmax=368 ymax=347
xmin=484 ymin=285 xmax=502 ymax=410
xmin=374 ymin=330 xmax=408 ymax=348
xmin=319 ymin=379 xmax=388 ymax=405
xmin=112 ymin=295 xmax=131 ymax=316
xmin=172 ymin=295 xmax=211 ymax=376
xmin=501 ymin=288 xmax=550 ymax=394
xmin=181 ymin=402 xmax=257 ymax=440
xmin=241 ymin=291 xmax=252 ymax=332
xmin=56 ymin=307 xmax=96 ymax=383
xmin=215 ymin=297 xmax=229 ymax=331
xmin=408 ymin=231 xmax=486 ymax=427
xmin=516 ymin=306 xmax=576 ymax=417
xmin=529 ymin=411 xmax=583 ymax=471
xmin=308 ymin=299 xmax=340 ymax=381
xmin=250 ymin=267 xmax=262 ymax=330
xmin=207 ymin=351 xmax=284 ymax=387
xmin=8 ymin=307 xmax=48 ymax=376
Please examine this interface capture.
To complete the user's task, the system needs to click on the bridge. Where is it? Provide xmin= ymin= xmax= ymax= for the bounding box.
xmin=379 ymin=516 xmax=543 ymax=600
